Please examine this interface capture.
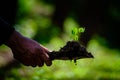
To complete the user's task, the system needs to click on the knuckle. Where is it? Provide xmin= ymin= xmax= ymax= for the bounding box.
xmin=38 ymin=62 xmax=44 ymax=67
xmin=46 ymin=61 xmax=52 ymax=66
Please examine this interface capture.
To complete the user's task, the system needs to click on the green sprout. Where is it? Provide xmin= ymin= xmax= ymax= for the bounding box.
xmin=71 ymin=27 xmax=85 ymax=41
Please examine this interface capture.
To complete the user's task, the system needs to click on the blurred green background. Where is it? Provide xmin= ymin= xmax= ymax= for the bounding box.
xmin=0 ymin=0 xmax=120 ymax=80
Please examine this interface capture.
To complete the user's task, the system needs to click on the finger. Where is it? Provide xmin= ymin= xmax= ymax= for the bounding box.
xmin=19 ymin=58 xmax=31 ymax=66
xmin=35 ymin=50 xmax=44 ymax=67
xmin=22 ymin=54 xmax=37 ymax=67
xmin=36 ymin=56 xmax=44 ymax=67
xmin=31 ymin=57 xmax=37 ymax=67
xmin=13 ymin=54 xmax=31 ymax=66
xmin=41 ymin=51 xmax=52 ymax=66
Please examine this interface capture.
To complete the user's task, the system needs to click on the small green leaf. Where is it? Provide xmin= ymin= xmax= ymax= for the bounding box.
xmin=72 ymin=30 xmax=75 ymax=35
xmin=75 ymin=35 xmax=79 ymax=40
xmin=71 ymin=27 xmax=85 ymax=41
xmin=78 ymin=27 xmax=85 ymax=33
xmin=72 ymin=28 xmax=78 ymax=35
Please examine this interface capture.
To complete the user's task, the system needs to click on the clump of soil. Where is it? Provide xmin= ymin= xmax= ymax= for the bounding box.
xmin=48 ymin=41 xmax=94 ymax=63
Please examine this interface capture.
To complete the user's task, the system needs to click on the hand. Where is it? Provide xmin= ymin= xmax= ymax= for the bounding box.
xmin=5 ymin=31 xmax=52 ymax=67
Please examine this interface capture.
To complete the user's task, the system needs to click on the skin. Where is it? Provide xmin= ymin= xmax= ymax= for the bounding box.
xmin=5 ymin=30 xmax=52 ymax=67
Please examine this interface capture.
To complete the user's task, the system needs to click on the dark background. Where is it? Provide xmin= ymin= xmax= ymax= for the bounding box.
xmin=0 ymin=0 xmax=120 ymax=80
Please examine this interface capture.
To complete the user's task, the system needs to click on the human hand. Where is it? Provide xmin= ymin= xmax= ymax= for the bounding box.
xmin=5 ymin=31 xmax=52 ymax=67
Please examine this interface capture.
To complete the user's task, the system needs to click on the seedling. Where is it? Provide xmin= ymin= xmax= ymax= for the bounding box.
xmin=48 ymin=27 xmax=93 ymax=65
xmin=71 ymin=27 xmax=85 ymax=41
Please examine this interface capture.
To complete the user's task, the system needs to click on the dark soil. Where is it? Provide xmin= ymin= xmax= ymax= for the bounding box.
xmin=48 ymin=41 xmax=94 ymax=63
